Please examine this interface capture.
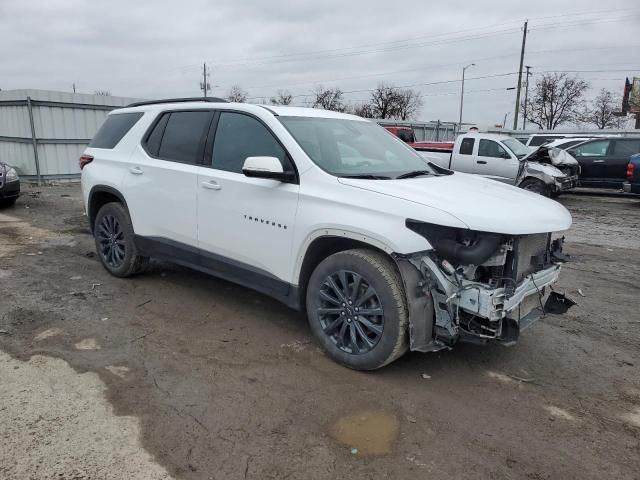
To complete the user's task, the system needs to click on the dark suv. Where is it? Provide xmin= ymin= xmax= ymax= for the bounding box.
xmin=567 ymin=137 xmax=640 ymax=189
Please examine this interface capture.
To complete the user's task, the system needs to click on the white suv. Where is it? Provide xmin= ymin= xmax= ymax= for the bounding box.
xmin=81 ymin=98 xmax=573 ymax=370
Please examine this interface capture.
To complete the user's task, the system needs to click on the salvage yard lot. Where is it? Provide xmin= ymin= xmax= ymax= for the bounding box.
xmin=1 ymin=184 xmax=639 ymax=480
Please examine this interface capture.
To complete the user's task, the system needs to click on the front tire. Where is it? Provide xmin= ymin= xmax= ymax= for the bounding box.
xmin=93 ymin=202 xmax=148 ymax=277
xmin=306 ymin=249 xmax=409 ymax=370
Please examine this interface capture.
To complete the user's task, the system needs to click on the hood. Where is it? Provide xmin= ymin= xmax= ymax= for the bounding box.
xmin=338 ymin=173 xmax=572 ymax=235
xmin=524 ymin=146 xmax=578 ymax=167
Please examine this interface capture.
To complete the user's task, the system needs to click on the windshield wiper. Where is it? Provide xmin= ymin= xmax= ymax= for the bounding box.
xmin=339 ymin=174 xmax=391 ymax=180
xmin=395 ymin=170 xmax=433 ymax=179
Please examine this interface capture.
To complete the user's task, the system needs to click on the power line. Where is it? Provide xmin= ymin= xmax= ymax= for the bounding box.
xmin=245 ymin=72 xmax=518 ymax=101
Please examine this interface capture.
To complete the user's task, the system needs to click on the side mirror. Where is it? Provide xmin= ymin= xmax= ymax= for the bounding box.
xmin=242 ymin=156 xmax=293 ymax=182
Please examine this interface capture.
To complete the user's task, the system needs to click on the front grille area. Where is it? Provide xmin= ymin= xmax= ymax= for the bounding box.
xmin=503 ymin=233 xmax=551 ymax=295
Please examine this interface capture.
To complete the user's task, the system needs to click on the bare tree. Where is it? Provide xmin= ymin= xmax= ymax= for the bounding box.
xmin=523 ymin=73 xmax=589 ymax=129
xmin=369 ymin=83 xmax=399 ymax=119
xmin=352 ymin=103 xmax=375 ymax=118
xmin=94 ymin=90 xmax=111 ymax=96
xmin=367 ymin=83 xmax=422 ymax=120
xmin=312 ymin=86 xmax=345 ymax=111
xmin=584 ymin=88 xmax=623 ymax=129
xmin=226 ymin=85 xmax=248 ymax=103
xmin=394 ymin=89 xmax=423 ymax=120
xmin=270 ymin=90 xmax=293 ymax=105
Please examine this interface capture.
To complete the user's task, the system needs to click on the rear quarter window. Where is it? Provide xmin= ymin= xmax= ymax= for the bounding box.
xmin=89 ymin=112 xmax=144 ymax=149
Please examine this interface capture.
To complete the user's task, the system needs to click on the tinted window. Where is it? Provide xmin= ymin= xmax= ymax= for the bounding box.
xmin=478 ymin=139 xmax=508 ymax=158
xmin=396 ymin=129 xmax=415 ymax=143
xmin=613 ymin=139 xmax=640 ymax=156
xmin=157 ymin=111 xmax=212 ymax=163
xmin=212 ymin=112 xmax=286 ymax=174
xmin=145 ymin=113 xmax=169 ymax=157
xmin=90 ymin=112 xmax=143 ymax=149
xmin=573 ymin=140 xmax=610 ymax=157
xmin=459 ymin=137 xmax=475 ymax=155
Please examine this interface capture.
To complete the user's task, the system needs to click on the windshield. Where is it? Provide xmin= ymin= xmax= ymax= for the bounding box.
xmin=503 ymin=137 xmax=530 ymax=158
xmin=278 ymin=116 xmax=435 ymax=179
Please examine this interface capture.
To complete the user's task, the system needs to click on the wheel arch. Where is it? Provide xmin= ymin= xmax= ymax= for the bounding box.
xmin=294 ymin=231 xmax=398 ymax=311
xmin=88 ymin=185 xmax=130 ymax=233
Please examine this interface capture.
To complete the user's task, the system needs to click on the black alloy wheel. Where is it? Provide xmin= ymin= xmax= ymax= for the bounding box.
xmin=317 ymin=270 xmax=385 ymax=355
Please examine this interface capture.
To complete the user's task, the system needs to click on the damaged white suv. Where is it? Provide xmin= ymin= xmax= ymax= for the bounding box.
xmin=81 ymin=98 xmax=574 ymax=370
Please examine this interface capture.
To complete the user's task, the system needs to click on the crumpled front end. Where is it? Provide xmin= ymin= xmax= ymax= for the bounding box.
xmin=396 ymin=221 xmax=574 ymax=352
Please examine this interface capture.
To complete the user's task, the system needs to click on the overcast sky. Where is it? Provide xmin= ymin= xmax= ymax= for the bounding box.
xmin=2 ymin=0 xmax=638 ymax=126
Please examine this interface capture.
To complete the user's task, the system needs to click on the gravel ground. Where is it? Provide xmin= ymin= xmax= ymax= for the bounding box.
xmin=0 ymin=184 xmax=639 ymax=480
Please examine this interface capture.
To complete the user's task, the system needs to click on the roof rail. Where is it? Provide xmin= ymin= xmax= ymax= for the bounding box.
xmin=125 ymin=97 xmax=228 ymax=108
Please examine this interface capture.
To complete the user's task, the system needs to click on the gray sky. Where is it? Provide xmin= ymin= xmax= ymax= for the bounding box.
xmin=2 ymin=0 xmax=638 ymax=126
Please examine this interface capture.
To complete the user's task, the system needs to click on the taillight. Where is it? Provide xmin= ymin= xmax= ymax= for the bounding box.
xmin=79 ymin=155 xmax=94 ymax=170
xmin=627 ymin=162 xmax=635 ymax=180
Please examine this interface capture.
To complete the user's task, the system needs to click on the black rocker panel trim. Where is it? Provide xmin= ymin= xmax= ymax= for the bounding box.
xmin=134 ymin=235 xmax=300 ymax=309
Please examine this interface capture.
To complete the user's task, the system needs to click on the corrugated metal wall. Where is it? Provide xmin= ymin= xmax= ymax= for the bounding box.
xmin=0 ymin=89 xmax=142 ymax=182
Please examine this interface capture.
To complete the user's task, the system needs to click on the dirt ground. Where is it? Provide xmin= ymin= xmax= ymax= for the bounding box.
xmin=1 ymin=184 xmax=639 ymax=480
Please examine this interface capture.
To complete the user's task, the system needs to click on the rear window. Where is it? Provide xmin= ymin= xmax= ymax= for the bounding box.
xmin=89 ymin=112 xmax=143 ymax=149
xmin=459 ymin=137 xmax=475 ymax=155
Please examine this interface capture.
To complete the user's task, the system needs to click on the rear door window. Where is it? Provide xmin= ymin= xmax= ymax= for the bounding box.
xmin=612 ymin=139 xmax=640 ymax=156
xmin=154 ymin=111 xmax=213 ymax=164
xmin=459 ymin=137 xmax=475 ymax=155
xmin=90 ymin=112 xmax=143 ymax=149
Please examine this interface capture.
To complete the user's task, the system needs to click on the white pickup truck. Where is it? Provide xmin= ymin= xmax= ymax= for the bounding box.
xmin=419 ymin=133 xmax=580 ymax=196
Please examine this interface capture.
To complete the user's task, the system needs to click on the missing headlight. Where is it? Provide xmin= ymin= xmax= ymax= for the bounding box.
xmin=406 ymin=220 xmax=504 ymax=266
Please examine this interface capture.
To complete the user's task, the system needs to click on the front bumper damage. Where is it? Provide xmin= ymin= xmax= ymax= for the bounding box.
xmin=395 ymin=236 xmax=574 ymax=353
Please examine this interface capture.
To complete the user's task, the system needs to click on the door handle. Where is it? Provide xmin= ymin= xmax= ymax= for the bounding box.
xmin=592 ymin=159 xmax=605 ymax=163
xmin=201 ymin=180 xmax=222 ymax=191
xmin=476 ymin=160 xmax=487 ymax=164
xmin=129 ymin=166 xmax=143 ymax=175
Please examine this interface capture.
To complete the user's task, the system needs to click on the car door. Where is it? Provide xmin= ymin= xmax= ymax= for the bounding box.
xmin=124 ymin=110 xmax=213 ymax=249
xmin=474 ymin=139 xmax=519 ymax=183
xmin=570 ymin=140 xmax=612 ymax=182
xmin=197 ymin=111 xmax=300 ymax=294
xmin=609 ymin=139 xmax=640 ymax=181
xmin=450 ymin=137 xmax=475 ymax=173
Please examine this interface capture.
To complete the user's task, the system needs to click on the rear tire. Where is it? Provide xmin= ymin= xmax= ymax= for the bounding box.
xmin=93 ymin=202 xmax=148 ymax=277
xmin=306 ymin=249 xmax=409 ymax=370
xmin=520 ymin=178 xmax=549 ymax=196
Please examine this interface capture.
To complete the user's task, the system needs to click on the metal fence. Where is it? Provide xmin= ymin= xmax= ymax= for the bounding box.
xmin=376 ymin=119 xmax=460 ymax=142
xmin=0 ymin=89 xmax=141 ymax=184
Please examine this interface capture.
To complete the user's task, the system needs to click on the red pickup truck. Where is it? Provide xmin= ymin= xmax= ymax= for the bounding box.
xmin=384 ymin=126 xmax=454 ymax=152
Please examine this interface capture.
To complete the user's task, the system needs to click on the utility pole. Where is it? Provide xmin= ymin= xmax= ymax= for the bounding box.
xmin=513 ymin=20 xmax=528 ymax=130
xmin=72 ymin=83 xmax=76 ymax=94
xmin=523 ymin=65 xmax=532 ymax=130
xmin=200 ymin=63 xmax=211 ymax=97
xmin=458 ymin=63 xmax=475 ymax=134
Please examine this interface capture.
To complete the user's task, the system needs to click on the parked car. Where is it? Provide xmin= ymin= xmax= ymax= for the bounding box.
xmin=383 ymin=126 xmax=454 ymax=152
xmin=0 ymin=162 xmax=20 ymax=207
xmin=81 ymin=98 xmax=573 ymax=370
xmin=623 ymin=153 xmax=640 ymax=194
xmin=419 ymin=133 xmax=579 ymax=196
xmin=566 ymin=137 xmax=640 ymax=189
